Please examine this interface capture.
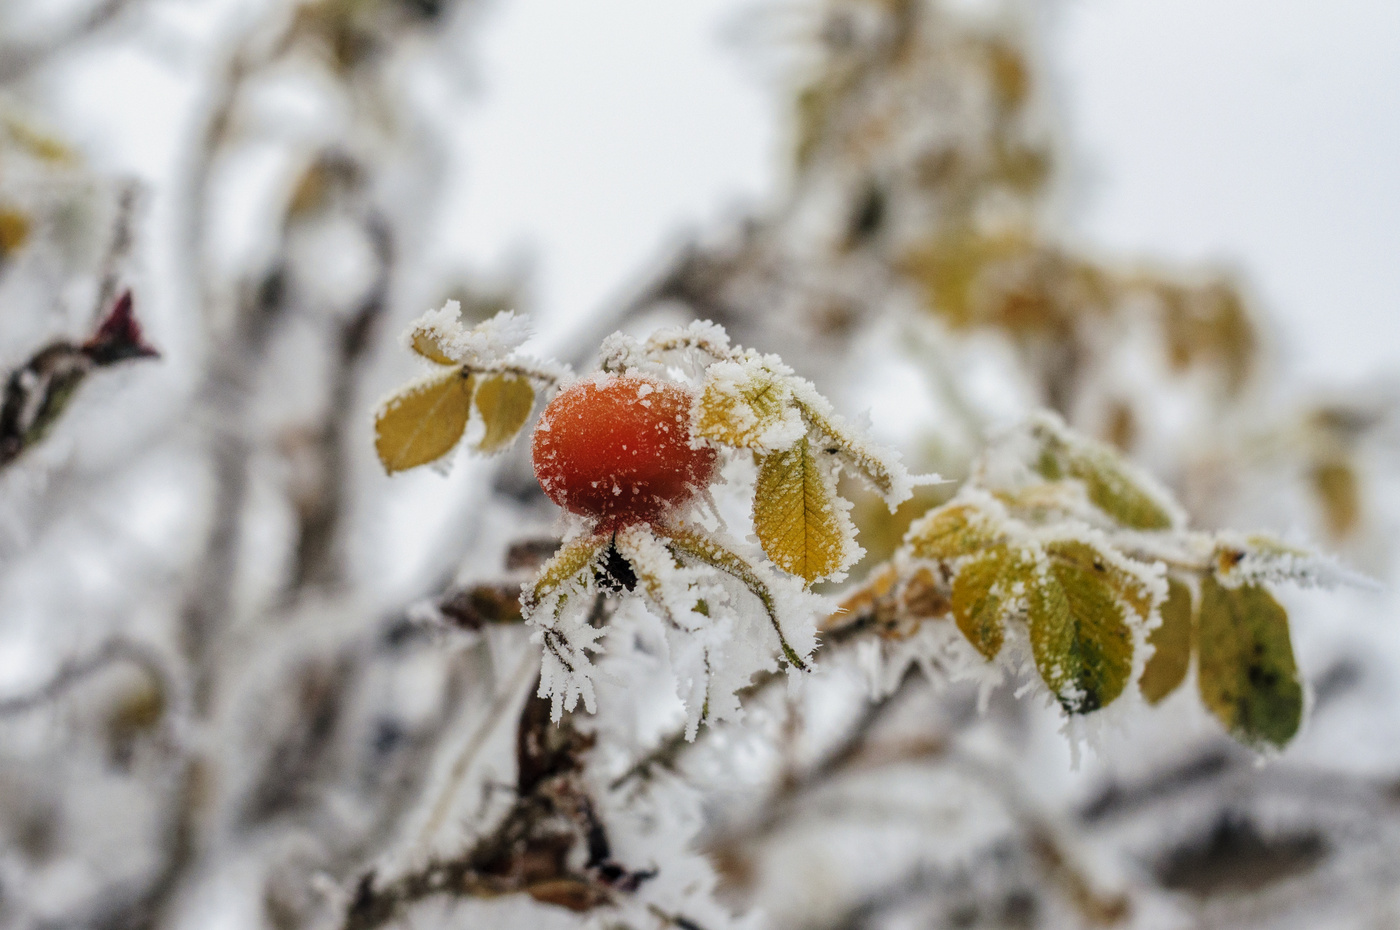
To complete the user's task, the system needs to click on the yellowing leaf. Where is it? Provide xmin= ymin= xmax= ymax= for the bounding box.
xmin=409 ymin=328 xmax=457 ymax=366
xmin=374 ymin=369 xmax=474 ymax=473
xmin=472 ymin=374 xmax=534 ymax=453
xmin=695 ymin=364 xmax=798 ymax=450
xmin=1029 ymin=541 xmax=1145 ymax=714
xmin=753 ymin=435 xmax=858 ymax=584
xmin=524 ymin=533 xmax=609 ymax=616
xmin=1140 ymin=576 xmax=1194 ymax=704
xmin=950 ymin=544 xmax=1024 ymax=659
xmin=1197 ymin=576 xmax=1303 ymax=749
xmin=906 ymin=502 xmax=1001 ymax=561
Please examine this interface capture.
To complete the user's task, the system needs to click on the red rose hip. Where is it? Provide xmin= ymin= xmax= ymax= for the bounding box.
xmin=532 ymin=375 xmax=716 ymax=527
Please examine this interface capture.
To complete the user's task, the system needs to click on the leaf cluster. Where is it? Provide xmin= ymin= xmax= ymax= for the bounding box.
xmin=373 ymin=304 xmax=564 ymax=473
xmin=895 ymin=415 xmax=1310 ymax=748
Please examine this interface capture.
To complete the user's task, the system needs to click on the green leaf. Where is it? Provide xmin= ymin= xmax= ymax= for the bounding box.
xmin=1029 ymin=541 xmax=1146 ymax=714
xmin=906 ymin=502 xmax=1001 ymax=561
xmin=1140 ymin=576 xmax=1194 ymax=704
xmin=1197 ymin=576 xmax=1303 ymax=749
xmin=950 ymin=544 xmax=1024 ymax=659
xmin=695 ymin=363 xmax=798 ymax=450
xmin=374 ymin=369 xmax=474 ymax=473
xmin=1032 ymin=422 xmax=1176 ymax=530
xmin=753 ymin=435 xmax=859 ymax=584
xmin=471 ymin=374 xmax=534 ymax=453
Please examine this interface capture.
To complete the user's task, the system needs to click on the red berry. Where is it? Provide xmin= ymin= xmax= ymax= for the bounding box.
xmin=532 ymin=375 xmax=716 ymax=527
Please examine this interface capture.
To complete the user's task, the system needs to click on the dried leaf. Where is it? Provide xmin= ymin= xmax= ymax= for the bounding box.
xmin=373 ymin=369 xmax=474 ymax=473
xmin=1197 ymin=576 xmax=1302 ymax=749
xmin=906 ymin=502 xmax=1001 ymax=561
xmin=753 ymin=435 xmax=859 ymax=584
xmin=472 ymin=374 xmax=534 ymax=453
xmin=1029 ymin=541 xmax=1144 ymax=714
xmin=1140 ymin=576 xmax=1194 ymax=704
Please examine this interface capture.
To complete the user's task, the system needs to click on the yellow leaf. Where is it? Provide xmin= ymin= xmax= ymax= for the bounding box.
xmin=1140 ymin=576 xmax=1194 ymax=704
xmin=1197 ymin=577 xmax=1302 ymax=749
xmin=906 ymin=502 xmax=1001 ymax=561
xmin=374 ymin=369 xmax=474 ymax=473
xmin=950 ymin=544 xmax=1023 ymax=659
xmin=409 ymin=329 xmax=457 ymax=366
xmin=753 ymin=435 xmax=859 ymax=584
xmin=695 ymin=364 xmax=797 ymax=450
xmin=472 ymin=374 xmax=534 ymax=453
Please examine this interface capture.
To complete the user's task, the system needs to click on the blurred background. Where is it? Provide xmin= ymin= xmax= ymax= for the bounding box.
xmin=0 ymin=0 xmax=1398 ymax=928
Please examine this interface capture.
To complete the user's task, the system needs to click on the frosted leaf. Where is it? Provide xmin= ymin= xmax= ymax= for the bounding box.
xmin=1139 ymin=574 xmax=1194 ymax=704
xmin=905 ymin=488 xmax=1010 ymax=560
xmin=1211 ymin=531 xmax=1375 ymax=590
xmin=372 ymin=368 xmax=474 ymax=473
xmin=402 ymin=303 xmax=532 ymax=368
xmin=1197 ymin=575 xmax=1303 ymax=748
xmin=787 ymin=373 xmax=933 ymax=511
xmin=470 ymin=373 xmax=534 ymax=454
xmin=694 ymin=356 xmax=806 ymax=452
xmin=1025 ymin=412 xmax=1184 ymax=530
xmin=753 ymin=435 xmax=864 ymax=585
xmin=661 ymin=527 xmax=822 ymax=676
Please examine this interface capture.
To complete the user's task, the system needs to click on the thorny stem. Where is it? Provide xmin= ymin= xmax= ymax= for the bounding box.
xmin=657 ymin=527 xmax=809 ymax=671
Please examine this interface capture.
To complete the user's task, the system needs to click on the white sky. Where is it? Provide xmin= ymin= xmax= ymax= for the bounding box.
xmin=447 ymin=0 xmax=1400 ymax=387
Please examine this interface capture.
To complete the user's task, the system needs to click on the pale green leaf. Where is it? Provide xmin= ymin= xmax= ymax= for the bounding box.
xmin=753 ymin=435 xmax=859 ymax=584
xmin=374 ymin=369 xmax=474 ymax=473
xmin=1197 ymin=576 xmax=1303 ymax=749
xmin=471 ymin=374 xmax=534 ymax=453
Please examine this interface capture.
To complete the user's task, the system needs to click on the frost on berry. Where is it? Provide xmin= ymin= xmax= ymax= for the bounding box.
xmin=531 ymin=374 xmax=717 ymax=528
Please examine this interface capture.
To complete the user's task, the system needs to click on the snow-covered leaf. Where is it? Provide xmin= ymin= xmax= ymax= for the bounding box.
xmin=753 ymin=435 xmax=861 ymax=584
xmin=1213 ymin=533 xmax=1368 ymax=590
xmin=373 ymin=369 xmax=474 ymax=473
xmin=1197 ymin=576 xmax=1302 ymax=748
xmin=1140 ymin=575 xmax=1194 ymax=704
xmin=694 ymin=358 xmax=803 ymax=452
xmin=471 ymin=373 xmax=534 ymax=453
